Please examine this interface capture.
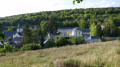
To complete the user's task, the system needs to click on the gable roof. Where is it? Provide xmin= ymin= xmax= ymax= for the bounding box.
xmin=12 ymin=37 xmax=22 ymax=41
xmin=91 ymin=36 xmax=101 ymax=39
xmin=17 ymin=32 xmax=22 ymax=36
xmin=4 ymin=31 xmax=16 ymax=39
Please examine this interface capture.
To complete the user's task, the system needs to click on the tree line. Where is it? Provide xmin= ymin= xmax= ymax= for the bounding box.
xmin=0 ymin=7 xmax=120 ymax=37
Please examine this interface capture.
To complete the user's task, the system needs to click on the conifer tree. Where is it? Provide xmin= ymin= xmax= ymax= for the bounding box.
xmin=21 ymin=23 xmax=33 ymax=45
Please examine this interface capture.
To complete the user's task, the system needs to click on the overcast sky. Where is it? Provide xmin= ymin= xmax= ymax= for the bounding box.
xmin=0 ymin=0 xmax=120 ymax=17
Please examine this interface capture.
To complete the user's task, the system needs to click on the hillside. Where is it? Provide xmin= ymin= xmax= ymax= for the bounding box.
xmin=0 ymin=7 xmax=120 ymax=31
xmin=0 ymin=41 xmax=120 ymax=67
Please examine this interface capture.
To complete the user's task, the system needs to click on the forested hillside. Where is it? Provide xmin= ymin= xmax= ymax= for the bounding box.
xmin=0 ymin=7 xmax=120 ymax=36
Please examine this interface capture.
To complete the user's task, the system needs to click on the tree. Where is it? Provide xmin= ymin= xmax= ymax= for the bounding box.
xmin=104 ymin=20 xmax=116 ymax=37
xmin=7 ymin=37 xmax=13 ymax=42
xmin=45 ymin=38 xmax=55 ymax=48
xmin=4 ymin=44 xmax=13 ymax=53
xmin=0 ymin=23 xmax=5 ymax=44
xmin=96 ymin=22 xmax=102 ymax=37
xmin=40 ymin=22 xmax=49 ymax=46
xmin=55 ymin=37 xmax=69 ymax=47
xmin=21 ymin=23 xmax=33 ymax=45
xmin=73 ymin=0 xmax=83 ymax=5
xmin=90 ymin=23 xmax=97 ymax=36
xmin=79 ymin=19 xmax=87 ymax=29
xmin=47 ymin=19 xmax=58 ymax=35
xmin=70 ymin=36 xmax=85 ymax=45
xmin=32 ymin=26 xmax=41 ymax=44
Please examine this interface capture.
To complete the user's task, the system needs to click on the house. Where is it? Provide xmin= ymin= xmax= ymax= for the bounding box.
xmin=55 ymin=27 xmax=90 ymax=40
xmin=3 ymin=23 xmax=23 ymax=48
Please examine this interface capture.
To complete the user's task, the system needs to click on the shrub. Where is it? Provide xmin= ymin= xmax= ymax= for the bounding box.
xmin=116 ymin=38 xmax=120 ymax=40
xmin=55 ymin=37 xmax=69 ymax=47
xmin=21 ymin=43 xmax=42 ymax=51
xmin=45 ymin=38 xmax=56 ymax=48
xmin=0 ymin=48 xmax=5 ymax=53
xmin=7 ymin=37 xmax=13 ymax=41
xmin=4 ymin=44 xmax=13 ymax=53
xmin=97 ymin=40 xmax=102 ymax=43
xmin=70 ymin=36 xmax=85 ymax=45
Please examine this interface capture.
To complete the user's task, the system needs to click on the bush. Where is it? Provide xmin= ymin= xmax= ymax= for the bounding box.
xmin=45 ymin=38 xmax=56 ymax=48
xmin=4 ymin=44 xmax=13 ymax=53
xmin=55 ymin=37 xmax=69 ymax=47
xmin=97 ymin=40 xmax=102 ymax=43
xmin=21 ymin=43 xmax=42 ymax=51
xmin=70 ymin=36 xmax=85 ymax=45
xmin=0 ymin=48 xmax=5 ymax=53
xmin=116 ymin=38 xmax=120 ymax=40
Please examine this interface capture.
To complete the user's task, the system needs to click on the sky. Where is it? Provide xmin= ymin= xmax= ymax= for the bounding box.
xmin=0 ymin=0 xmax=120 ymax=17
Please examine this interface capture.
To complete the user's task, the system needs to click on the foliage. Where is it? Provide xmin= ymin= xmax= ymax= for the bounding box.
xmin=116 ymin=38 xmax=120 ymax=40
xmin=0 ymin=23 xmax=5 ymax=44
xmin=90 ymin=25 xmax=97 ymax=36
xmin=73 ymin=0 xmax=83 ymax=5
xmin=4 ymin=44 xmax=13 ymax=53
xmin=97 ymin=40 xmax=102 ymax=43
xmin=47 ymin=19 xmax=58 ymax=35
xmin=70 ymin=36 xmax=85 ymax=45
xmin=0 ymin=48 xmax=5 ymax=53
xmin=79 ymin=19 xmax=88 ymax=29
xmin=55 ymin=37 xmax=69 ymax=47
xmin=21 ymin=23 xmax=33 ymax=45
xmin=45 ymin=38 xmax=56 ymax=48
xmin=0 ymin=7 xmax=120 ymax=37
xmin=7 ymin=37 xmax=13 ymax=41
xmin=21 ymin=43 xmax=42 ymax=51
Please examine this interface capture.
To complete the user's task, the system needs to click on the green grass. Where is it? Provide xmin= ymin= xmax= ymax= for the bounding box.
xmin=0 ymin=41 xmax=120 ymax=67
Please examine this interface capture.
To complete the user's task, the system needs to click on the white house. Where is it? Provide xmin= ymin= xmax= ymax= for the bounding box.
xmin=54 ymin=27 xmax=91 ymax=40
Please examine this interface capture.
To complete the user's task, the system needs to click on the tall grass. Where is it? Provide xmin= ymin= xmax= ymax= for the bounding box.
xmin=0 ymin=41 xmax=120 ymax=67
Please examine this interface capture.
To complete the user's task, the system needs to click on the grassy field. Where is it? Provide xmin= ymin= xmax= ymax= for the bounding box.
xmin=0 ymin=41 xmax=120 ymax=67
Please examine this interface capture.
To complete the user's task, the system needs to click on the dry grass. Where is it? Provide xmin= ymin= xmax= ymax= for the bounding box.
xmin=0 ymin=41 xmax=120 ymax=67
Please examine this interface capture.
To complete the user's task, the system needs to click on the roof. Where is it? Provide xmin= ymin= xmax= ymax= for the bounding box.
xmin=12 ymin=37 xmax=22 ymax=41
xmin=17 ymin=32 xmax=22 ymax=36
xmin=17 ymin=23 xmax=22 ymax=28
xmin=4 ymin=31 xmax=16 ymax=39
xmin=91 ymin=36 xmax=101 ymax=39
xmin=58 ymin=27 xmax=74 ymax=29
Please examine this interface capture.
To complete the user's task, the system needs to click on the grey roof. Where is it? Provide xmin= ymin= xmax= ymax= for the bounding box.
xmin=12 ymin=37 xmax=22 ymax=41
xmin=91 ymin=36 xmax=101 ymax=39
xmin=18 ymin=23 xmax=22 ymax=28
xmin=58 ymin=27 xmax=74 ymax=29
xmin=17 ymin=32 xmax=22 ymax=36
xmin=4 ymin=31 xmax=16 ymax=39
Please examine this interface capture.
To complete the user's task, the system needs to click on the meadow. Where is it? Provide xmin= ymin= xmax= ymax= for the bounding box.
xmin=0 ymin=41 xmax=120 ymax=67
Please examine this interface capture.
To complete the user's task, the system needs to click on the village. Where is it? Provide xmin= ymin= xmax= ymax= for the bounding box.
xmin=0 ymin=22 xmax=119 ymax=49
